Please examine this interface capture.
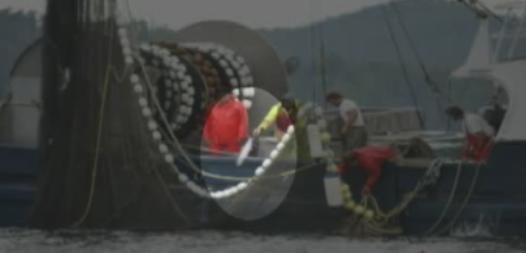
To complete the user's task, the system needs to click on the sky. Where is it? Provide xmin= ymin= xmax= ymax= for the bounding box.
xmin=0 ymin=0 xmax=515 ymax=29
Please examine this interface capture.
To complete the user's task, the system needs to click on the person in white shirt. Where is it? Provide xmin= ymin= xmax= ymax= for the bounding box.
xmin=326 ymin=91 xmax=367 ymax=152
xmin=446 ymin=106 xmax=494 ymax=161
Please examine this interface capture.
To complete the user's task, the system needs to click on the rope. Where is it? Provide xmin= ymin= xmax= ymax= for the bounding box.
xmin=423 ymin=160 xmax=464 ymax=236
xmin=339 ymin=158 xmax=445 ymax=235
xmin=433 ymin=161 xmax=483 ymax=235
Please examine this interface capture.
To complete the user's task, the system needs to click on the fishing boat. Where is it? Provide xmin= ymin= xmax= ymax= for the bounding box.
xmin=1 ymin=0 xmax=525 ymax=237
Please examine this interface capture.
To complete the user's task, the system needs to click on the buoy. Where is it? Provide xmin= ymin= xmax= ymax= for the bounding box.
xmin=138 ymin=97 xmax=148 ymax=107
xmin=152 ymin=131 xmax=162 ymax=141
xmin=187 ymin=182 xmax=201 ymax=194
xmin=343 ymin=190 xmax=352 ymax=199
xmin=130 ymin=74 xmax=140 ymax=84
xmin=354 ymin=205 xmax=365 ymax=215
xmin=242 ymin=87 xmax=256 ymax=97
xmin=159 ymin=144 xmax=169 ymax=153
xmin=120 ymin=38 xmax=130 ymax=50
xmin=124 ymin=56 xmax=133 ymax=65
xmin=117 ymin=28 xmax=127 ymax=37
xmin=164 ymin=154 xmax=174 ymax=163
xmin=133 ymin=84 xmax=144 ymax=93
xmin=269 ymin=150 xmax=279 ymax=160
xmin=242 ymin=100 xmax=253 ymax=109
xmin=238 ymin=182 xmax=248 ymax=191
xmin=122 ymin=47 xmax=132 ymax=57
xmin=345 ymin=201 xmax=356 ymax=210
xmin=178 ymin=174 xmax=188 ymax=183
xmin=364 ymin=210 xmax=375 ymax=220
xmin=196 ymin=188 xmax=209 ymax=198
xmin=276 ymin=142 xmax=286 ymax=151
xmin=321 ymin=132 xmax=331 ymax=143
xmin=140 ymin=44 xmax=151 ymax=52
xmin=262 ymin=159 xmax=272 ymax=169
xmin=141 ymin=108 xmax=152 ymax=117
xmin=255 ymin=167 xmax=264 ymax=176
xmin=282 ymin=133 xmax=292 ymax=143
xmin=147 ymin=120 xmax=158 ymax=130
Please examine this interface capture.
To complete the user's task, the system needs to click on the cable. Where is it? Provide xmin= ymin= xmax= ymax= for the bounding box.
xmin=423 ymin=160 xmax=464 ymax=236
xmin=433 ymin=161 xmax=482 ymax=235
xmin=390 ymin=1 xmax=443 ymax=96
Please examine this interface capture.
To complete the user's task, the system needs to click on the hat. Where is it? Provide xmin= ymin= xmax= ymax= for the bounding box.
xmin=445 ymin=106 xmax=464 ymax=118
xmin=279 ymin=93 xmax=294 ymax=104
xmin=325 ymin=90 xmax=343 ymax=101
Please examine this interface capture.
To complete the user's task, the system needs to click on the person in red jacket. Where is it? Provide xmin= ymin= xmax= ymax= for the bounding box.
xmin=337 ymin=146 xmax=398 ymax=196
xmin=203 ymin=89 xmax=249 ymax=155
xmin=445 ymin=106 xmax=494 ymax=162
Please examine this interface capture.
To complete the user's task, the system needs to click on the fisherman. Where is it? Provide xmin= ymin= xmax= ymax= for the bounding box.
xmin=337 ymin=145 xmax=399 ymax=196
xmin=446 ymin=106 xmax=494 ymax=162
xmin=203 ymin=86 xmax=249 ymax=155
xmin=337 ymin=137 xmax=432 ymax=196
xmin=252 ymin=94 xmax=298 ymax=140
xmin=253 ymin=94 xmax=316 ymax=162
xmin=325 ymin=91 xmax=367 ymax=152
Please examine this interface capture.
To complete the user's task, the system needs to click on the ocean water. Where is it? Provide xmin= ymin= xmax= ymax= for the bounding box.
xmin=0 ymin=229 xmax=524 ymax=253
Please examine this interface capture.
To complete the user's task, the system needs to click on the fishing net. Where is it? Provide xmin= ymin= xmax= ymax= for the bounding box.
xmin=31 ymin=0 xmax=331 ymax=231
xmin=32 ymin=0 xmax=208 ymax=229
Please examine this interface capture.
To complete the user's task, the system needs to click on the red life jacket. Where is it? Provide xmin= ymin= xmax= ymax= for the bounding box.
xmin=276 ymin=110 xmax=292 ymax=132
xmin=203 ymin=95 xmax=248 ymax=154
xmin=338 ymin=146 xmax=396 ymax=192
xmin=463 ymin=134 xmax=493 ymax=162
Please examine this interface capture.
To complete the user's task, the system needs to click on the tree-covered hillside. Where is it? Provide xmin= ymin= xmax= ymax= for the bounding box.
xmin=259 ymin=0 xmax=495 ymax=129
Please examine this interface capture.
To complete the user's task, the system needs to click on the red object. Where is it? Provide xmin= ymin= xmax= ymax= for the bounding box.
xmin=203 ymin=95 xmax=248 ymax=154
xmin=276 ymin=111 xmax=292 ymax=132
xmin=339 ymin=146 xmax=396 ymax=193
xmin=463 ymin=133 xmax=493 ymax=162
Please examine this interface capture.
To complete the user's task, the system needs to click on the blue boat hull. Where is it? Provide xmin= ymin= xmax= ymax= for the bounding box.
xmin=398 ymin=142 xmax=526 ymax=236
xmin=0 ymin=145 xmax=38 ymax=227
xmin=1 ymin=141 xmax=525 ymax=236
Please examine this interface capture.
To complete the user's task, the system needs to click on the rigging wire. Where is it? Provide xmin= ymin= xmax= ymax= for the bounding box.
xmin=390 ymin=1 xmax=443 ymax=96
xmin=389 ymin=1 xmax=449 ymax=127
xmin=381 ymin=6 xmax=425 ymax=128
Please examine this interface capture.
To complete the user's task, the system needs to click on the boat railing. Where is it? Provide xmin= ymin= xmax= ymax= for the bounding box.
xmin=325 ymin=106 xmax=423 ymax=137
